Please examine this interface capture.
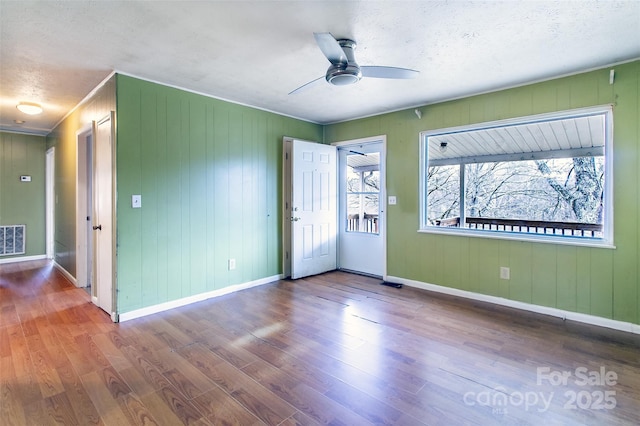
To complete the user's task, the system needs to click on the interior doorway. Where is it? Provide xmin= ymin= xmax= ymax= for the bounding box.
xmin=76 ymin=126 xmax=93 ymax=289
xmin=45 ymin=147 xmax=55 ymax=260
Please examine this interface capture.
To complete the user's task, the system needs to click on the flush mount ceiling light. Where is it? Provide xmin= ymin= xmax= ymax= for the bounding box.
xmin=16 ymin=102 xmax=43 ymax=115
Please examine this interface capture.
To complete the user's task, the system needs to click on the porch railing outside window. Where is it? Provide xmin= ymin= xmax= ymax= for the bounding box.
xmin=347 ymin=213 xmax=378 ymax=233
xmin=435 ymin=216 xmax=602 ymax=238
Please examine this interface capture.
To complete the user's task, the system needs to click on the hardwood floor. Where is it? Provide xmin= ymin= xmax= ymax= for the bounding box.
xmin=1 ymin=260 xmax=639 ymax=425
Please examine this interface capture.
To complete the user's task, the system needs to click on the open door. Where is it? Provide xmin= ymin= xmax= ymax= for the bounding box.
xmin=92 ymin=112 xmax=116 ymax=320
xmin=288 ymin=139 xmax=337 ymax=279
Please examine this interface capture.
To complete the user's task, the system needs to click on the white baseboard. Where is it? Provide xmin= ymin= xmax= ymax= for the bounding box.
xmin=386 ymin=275 xmax=640 ymax=335
xmin=0 ymin=254 xmax=47 ymax=264
xmin=53 ymin=261 xmax=77 ymax=286
xmin=118 ymin=274 xmax=283 ymax=322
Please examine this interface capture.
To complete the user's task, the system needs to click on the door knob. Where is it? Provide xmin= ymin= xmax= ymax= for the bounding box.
xmin=93 ymin=225 xmax=102 ymax=231
xmin=291 ymin=217 xmax=300 ymax=222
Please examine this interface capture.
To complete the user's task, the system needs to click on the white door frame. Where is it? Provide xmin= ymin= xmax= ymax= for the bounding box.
xmin=76 ymin=124 xmax=93 ymax=288
xmin=333 ymin=135 xmax=387 ymax=279
xmin=283 ymin=138 xmax=293 ymax=277
xmin=45 ymin=147 xmax=55 ymax=260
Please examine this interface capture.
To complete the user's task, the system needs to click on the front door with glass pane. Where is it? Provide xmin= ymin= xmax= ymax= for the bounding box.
xmin=337 ymin=140 xmax=385 ymax=277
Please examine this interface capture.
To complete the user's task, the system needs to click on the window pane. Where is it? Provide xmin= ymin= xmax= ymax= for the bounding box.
xmin=427 ymin=165 xmax=460 ymax=226
xmin=363 ymin=170 xmax=380 ymax=192
xmin=464 ymin=158 xmax=604 ymax=226
xmin=347 ymin=154 xmax=380 ymax=193
xmin=346 ymin=151 xmax=380 ymax=234
xmin=347 ymin=159 xmax=362 ymax=192
xmin=347 ymin=194 xmax=379 ymax=233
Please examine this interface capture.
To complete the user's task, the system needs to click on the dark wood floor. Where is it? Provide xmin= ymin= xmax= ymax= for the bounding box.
xmin=1 ymin=260 xmax=639 ymax=425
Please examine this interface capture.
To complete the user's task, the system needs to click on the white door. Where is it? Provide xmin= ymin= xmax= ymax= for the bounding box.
xmin=93 ymin=113 xmax=115 ymax=317
xmin=291 ymin=140 xmax=337 ymax=279
xmin=337 ymin=138 xmax=386 ymax=277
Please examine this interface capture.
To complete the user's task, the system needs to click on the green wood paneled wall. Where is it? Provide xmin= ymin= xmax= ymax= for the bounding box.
xmin=325 ymin=61 xmax=640 ymax=325
xmin=115 ymin=75 xmax=322 ymax=314
xmin=46 ymin=75 xmax=116 ymax=275
xmin=0 ymin=132 xmax=46 ymax=258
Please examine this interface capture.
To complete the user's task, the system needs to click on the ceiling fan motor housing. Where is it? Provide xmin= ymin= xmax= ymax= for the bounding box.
xmin=326 ymin=63 xmax=362 ymax=85
xmin=325 ymin=39 xmax=362 ymax=86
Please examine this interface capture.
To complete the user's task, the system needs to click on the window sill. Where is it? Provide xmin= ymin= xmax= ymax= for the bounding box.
xmin=418 ymin=227 xmax=615 ymax=249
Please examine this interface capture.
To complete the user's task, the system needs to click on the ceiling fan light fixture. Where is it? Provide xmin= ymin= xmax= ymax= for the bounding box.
xmin=17 ymin=102 xmax=43 ymax=115
xmin=326 ymin=64 xmax=362 ymax=86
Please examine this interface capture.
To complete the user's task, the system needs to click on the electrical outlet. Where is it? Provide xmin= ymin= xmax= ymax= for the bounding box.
xmin=228 ymin=259 xmax=236 ymax=270
xmin=500 ymin=267 xmax=510 ymax=280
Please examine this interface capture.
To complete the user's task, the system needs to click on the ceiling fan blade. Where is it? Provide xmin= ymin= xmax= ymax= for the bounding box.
xmin=314 ymin=32 xmax=347 ymax=66
xmin=288 ymin=76 xmax=325 ymax=95
xmin=361 ymin=66 xmax=420 ymax=79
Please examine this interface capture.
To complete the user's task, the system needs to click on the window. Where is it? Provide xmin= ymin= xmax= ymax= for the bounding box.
xmin=346 ymin=151 xmax=380 ymax=234
xmin=420 ymin=106 xmax=613 ymax=246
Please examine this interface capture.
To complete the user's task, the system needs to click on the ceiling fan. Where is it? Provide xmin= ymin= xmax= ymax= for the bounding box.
xmin=289 ymin=32 xmax=420 ymax=95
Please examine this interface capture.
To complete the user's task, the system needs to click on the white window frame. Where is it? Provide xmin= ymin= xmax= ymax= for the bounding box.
xmin=419 ymin=105 xmax=614 ymax=248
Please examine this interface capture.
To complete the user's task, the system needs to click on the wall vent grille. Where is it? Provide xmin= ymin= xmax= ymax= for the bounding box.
xmin=0 ymin=225 xmax=26 ymax=256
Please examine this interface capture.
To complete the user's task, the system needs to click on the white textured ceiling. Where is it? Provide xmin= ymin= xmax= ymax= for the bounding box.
xmin=1 ymin=1 xmax=639 ymax=135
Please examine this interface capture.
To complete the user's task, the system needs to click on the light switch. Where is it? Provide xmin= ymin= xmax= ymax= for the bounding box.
xmin=388 ymin=196 xmax=397 ymax=205
xmin=132 ymin=195 xmax=142 ymax=208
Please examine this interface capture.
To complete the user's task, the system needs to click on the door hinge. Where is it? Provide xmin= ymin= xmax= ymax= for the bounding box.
xmin=286 ymin=152 xmax=289 ymax=160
